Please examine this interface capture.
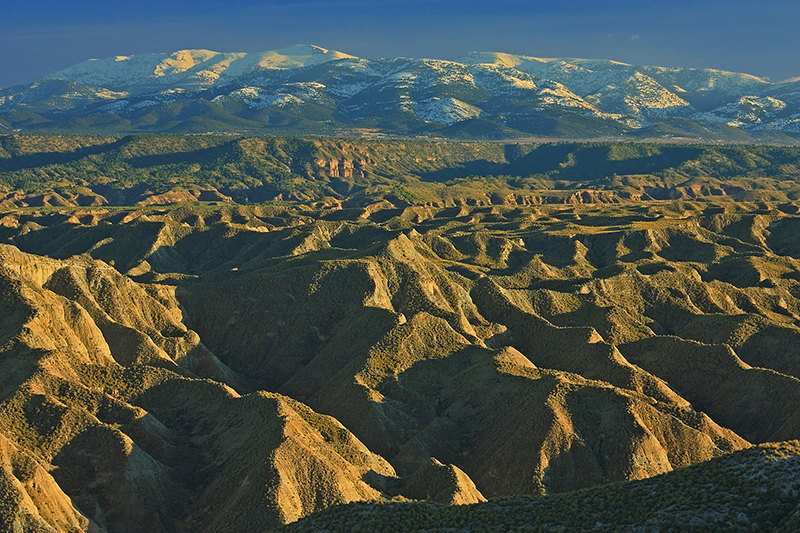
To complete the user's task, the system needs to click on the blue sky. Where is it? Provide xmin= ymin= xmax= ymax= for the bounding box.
xmin=1 ymin=0 xmax=797 ymax=88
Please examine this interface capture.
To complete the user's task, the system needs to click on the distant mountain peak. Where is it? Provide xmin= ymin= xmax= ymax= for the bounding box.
xmin=41 ymin=45 xmax=358 ymax=92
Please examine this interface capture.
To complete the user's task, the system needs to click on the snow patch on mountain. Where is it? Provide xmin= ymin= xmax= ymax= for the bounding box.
xmin=459 ymin=52 xmax=773 ymax=100
xmin=0 ymin=79 xmax=129 ymax=112
xmin=693 ymin=96 xmax=788 ymax=126
xmin=769 ymin=115 xmax=800 ymax=133
xmin=638 ymin=66 xmax=770 ymax=95
xmin=95 ymin=100 xmax=131 ymax=114
xmin=766 ymin=81 xmax=800 ymax=106
xmin=469 ymin=64 xmax=538 ymax=94
xmin=93 ymin=88 xmax=190 ymax=115
xmin=43 ymin=46 xmax=356 ymax=93
xmin=153 ymin=50 xmax=222 ymax=77
xmin=412 ymin=97 xmax=481 ymax=125
xmin=43 ymin=50 xmax=232 ymax=90
xmin=585 ymin=73 xmax=693 ymax=118
xmin=234 ymin=45 xmax=356 ymax=72
xmin=536 ymin=83 xmax=598 ymax=112
xmin=459 ymin=53 xmax=634 ymax=96
xmin=414 ymin=59 xmax=477 ymax=88
xmin=457 ymin=51 xmax=548 ymax=70
xmin=326 ymin=79 xmax=372 ymax=99
xmin=218 ymin=87 xmax=305 ymax=109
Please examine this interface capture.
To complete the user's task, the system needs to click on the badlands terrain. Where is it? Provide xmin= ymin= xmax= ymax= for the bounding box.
xmin=1 ymin=135 xmax=800 ymax=531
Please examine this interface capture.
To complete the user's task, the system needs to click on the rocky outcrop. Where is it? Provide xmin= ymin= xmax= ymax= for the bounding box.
xmin=316 ymin=158 xmax=368 ymax=179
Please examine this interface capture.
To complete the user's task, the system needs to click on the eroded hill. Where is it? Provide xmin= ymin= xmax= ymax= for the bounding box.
xmin=2 ymin=198 xmax=800 ymax=530
xmin=1 ymin=135 xmax=799 ymax=209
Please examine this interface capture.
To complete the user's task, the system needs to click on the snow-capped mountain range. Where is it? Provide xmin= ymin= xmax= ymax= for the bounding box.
xmin=1 ymin=44 xmax=798 ymax=140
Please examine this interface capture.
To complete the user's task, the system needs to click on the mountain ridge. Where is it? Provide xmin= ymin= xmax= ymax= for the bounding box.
xmin=1 ymin=45 xmax=797 ymax=141
xmin=40 ymin=45 xmax=357 ymax=92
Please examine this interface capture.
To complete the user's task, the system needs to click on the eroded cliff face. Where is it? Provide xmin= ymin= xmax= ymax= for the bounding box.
xmin=316 ymin=158 xmax=372 ymax=179
xmin=3 ymin=201 xmax=800 ymax=531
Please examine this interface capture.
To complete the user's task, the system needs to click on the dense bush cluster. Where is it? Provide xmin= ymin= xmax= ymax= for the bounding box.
xmin=282 ymin=443 xmax=800 ymax=532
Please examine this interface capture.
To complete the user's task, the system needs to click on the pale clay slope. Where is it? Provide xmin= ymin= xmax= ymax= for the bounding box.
xmin=0 ymin=244 xmax=401 ymax=532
